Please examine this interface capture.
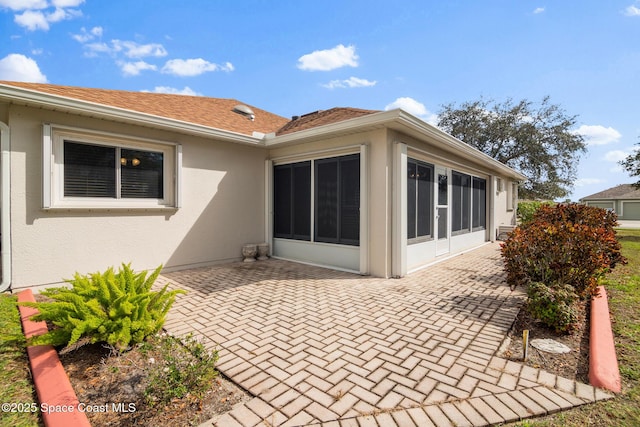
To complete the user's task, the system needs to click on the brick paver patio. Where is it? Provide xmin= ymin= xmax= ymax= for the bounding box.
xmin=158 ymin=243 xmax=612 ymax=426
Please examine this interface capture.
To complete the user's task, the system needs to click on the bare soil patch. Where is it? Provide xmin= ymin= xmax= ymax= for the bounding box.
xmin=59 ymin=337 xmax=251 ymax=427
xmin=502 ymin=298 xmax=590 ymax=383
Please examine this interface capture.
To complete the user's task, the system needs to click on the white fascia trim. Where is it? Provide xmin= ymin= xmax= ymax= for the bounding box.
xmin=390 ymin=110 xmax=528 ymax=182
xmin=265 ymin=109 xmax=527 ymax=181
xmin=0 ymin=84 xmax=263 ymax=146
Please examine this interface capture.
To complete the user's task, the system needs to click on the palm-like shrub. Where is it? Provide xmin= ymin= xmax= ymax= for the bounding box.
xmin=21 ymin=264 xmax=185 ymax=351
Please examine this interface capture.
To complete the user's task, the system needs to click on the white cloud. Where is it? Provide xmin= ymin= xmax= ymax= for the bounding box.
xmin=13 ymin=4 xmax=82 ymax=31
xmin=0 ymin=0 xmax=47 ymax=11
xmin=384 ymin=97 xmax=438 ymax=125
xmin=604 ymin=150 xmax=629 ymax=162
xmin=51 ymin=0 xmax=84 ymax=7
xmin=118 ymin=60 xmax=157 ymax=76
xmin=112 ymin=40 xmax=167 ymax=58
xmin=14 ymin=9 xmax=48 ymax=30
xmin=82 ymin=41 xmax=111 ymax=57
xmin=161 ymin=58 xmax=233 ymax=76
xmin=142 ymin=86 xmax=202 ymax=96
xmin=322 ymin=76 xmax=376 ymax=89
xmin=574 ymin=178 xmax=606 ymax=187
xmin=46 ymin=6 xmax=80 ymax=23
xmin=297 ymin=44 xmax=358 ymax=71
xmin=0 ymin=53 xmax=47 ymax=82
xmin=533 ymin=7 xmax=545 ymax=14
xmin=72 ymin=26 xmax=102 ymax=43
xmin=624 ymin=5 xmax=640 ymax=16
xmin=573 ymin=124 xmax=622 ymax=145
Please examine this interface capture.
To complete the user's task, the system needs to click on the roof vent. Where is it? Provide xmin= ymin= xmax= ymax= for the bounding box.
xmin=233 ymin=104 xmax=255 ymax=121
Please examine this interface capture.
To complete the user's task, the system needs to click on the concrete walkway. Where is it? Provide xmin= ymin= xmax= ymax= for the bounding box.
xmin=159 ymin=243 xmax=612 ymax=427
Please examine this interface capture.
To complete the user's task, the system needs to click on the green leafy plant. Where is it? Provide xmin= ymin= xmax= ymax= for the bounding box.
xmin=143 ymin=333 xmax=218 ymax=405
xmin=527 ymin=281 xmax=579 ymax=333
xmin=20 ymin=264 xmax=185 ymax=351
xmin=516 ymin=200 xmax=554 ymax=224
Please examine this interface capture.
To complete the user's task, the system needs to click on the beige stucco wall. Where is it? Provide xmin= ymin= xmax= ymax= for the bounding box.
xmin=6 ymin=104 xmax=267 ymax=288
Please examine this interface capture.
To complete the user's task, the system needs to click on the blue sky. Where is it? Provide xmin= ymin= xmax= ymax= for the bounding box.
xmin=1 ymin=0 xmax=639 ymax=201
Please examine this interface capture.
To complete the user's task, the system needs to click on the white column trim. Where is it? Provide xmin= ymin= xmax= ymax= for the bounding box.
xmin=265 ymin=159 xmax=273 ymax=248
xmin=392 ymin=142 xmax=407 ymax=277
xmin=359 ymin=144 xmax=369 ymax=275
xmin=0 ymin=121 xmax=11 ymax=292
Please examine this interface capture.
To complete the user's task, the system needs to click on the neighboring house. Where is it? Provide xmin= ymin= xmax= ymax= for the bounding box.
xmin=0 ymin=81 xmax=526 ymax=291
xmin=580 ymin=184 xmax=640 ymax=220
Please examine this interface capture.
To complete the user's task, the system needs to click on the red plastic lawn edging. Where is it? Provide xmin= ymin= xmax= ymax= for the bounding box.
xmin=17 ymin=289 xmax=91 ymax=427
xmin=589 ymin=286 xmax=622 ymax=393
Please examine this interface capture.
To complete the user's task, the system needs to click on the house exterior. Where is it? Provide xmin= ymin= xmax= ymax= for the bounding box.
xmin=580 ymin=184 xmax=640 ymax=220
xmin=0 ymin=81 xmax=526 ymax=291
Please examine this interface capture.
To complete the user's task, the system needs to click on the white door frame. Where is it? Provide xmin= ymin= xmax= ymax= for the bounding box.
xmin=435 ymin=166 xmax=450 ymax=256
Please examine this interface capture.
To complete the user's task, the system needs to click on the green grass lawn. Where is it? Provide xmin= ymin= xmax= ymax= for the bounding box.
xmin=0 ymin=293 xmax=41 ymax=427
xmin=510 ymin=228 xmax=640 ymax=426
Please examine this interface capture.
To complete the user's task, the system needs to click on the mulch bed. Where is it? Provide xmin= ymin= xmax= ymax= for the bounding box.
xmin=502 ymin=298 xmax=590 ymax=383
xmin=59 ymin=340 xmax=252 ymax=427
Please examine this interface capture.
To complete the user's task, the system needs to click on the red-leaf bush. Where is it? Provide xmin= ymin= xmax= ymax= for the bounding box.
xmin=501 ymin=203 xmax=625 ymax=332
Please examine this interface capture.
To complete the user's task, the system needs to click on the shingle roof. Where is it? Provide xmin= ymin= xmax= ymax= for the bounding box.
xmin=581 ymin=184 xmax=640 ymax=200
xmin=0 ymin=81 xmax=289 ymax=137
xmin=276 ymin=107 xmax=380 ymax=136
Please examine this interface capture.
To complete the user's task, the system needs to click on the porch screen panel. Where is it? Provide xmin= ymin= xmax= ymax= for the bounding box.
xmin=274 ymin=161 xmax=311 ymax=240
xmin=417 ymin=163 xmax=433 ymax=237
xmin=452 ymin=171 xmax=471 ymax=233
xmin=315 ymin=154 xmax=360 ymax=245
xmin=339 ymin=155 xmax=360 ymax=243
xmin=407 ymin=159 xmax=434 ymax=240
xmin=64 ymin=141 xmax=116 ymax=198
xmin=293 ymin=162 xmax=311 ymax=239
xmin=472 ymin=177 xmax=487 ymax=230
xmin=274 ymin=165 xmax=292 ymax=237
xmin=315 ymin=159 xmax=339 ymax=242
xmin=407 ymin=162 xmax=417 ymax=239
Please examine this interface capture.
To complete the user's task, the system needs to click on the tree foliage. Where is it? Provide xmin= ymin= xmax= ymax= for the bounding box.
xmin=620 ymin=142 xmax=640 ymax=188
xmin=438 ymin=97 xmax=586 ymax=200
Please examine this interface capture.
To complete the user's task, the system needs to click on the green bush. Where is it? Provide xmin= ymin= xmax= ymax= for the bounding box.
xmin=502 ymin=203 xmax=626 ymax=332
xmin=501 ymin=203 xmax=625 ymax=298
xmin=526 ymin=282 xmax=578 ymax=333
xmin=516 ymin=200 xmax=554 ymax=224
xmin=20 ymin=264 xmax=185 ymax=351
xmin=143 ymin=333 xmax=218 ymax=405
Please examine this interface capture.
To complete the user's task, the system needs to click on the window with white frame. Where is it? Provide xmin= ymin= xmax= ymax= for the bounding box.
xmin=44 ymin=125 xmax=180 ymax=209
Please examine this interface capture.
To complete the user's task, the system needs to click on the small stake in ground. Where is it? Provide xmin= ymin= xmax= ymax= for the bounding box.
xmin=523 ymin=329 xmax=530 ymax=361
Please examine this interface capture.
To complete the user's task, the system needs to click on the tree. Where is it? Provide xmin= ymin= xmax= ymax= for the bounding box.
xmin=620 ymin=142 xmax=640 ymax=188
xmin=437 ymin=97 xmax=586 ymax=200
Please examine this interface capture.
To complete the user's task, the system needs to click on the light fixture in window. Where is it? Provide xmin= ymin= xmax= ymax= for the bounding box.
xmin=132 ymin=158 xmax=140 ymax=166
xmin=120 ymin=157 xmax=127 ymax=166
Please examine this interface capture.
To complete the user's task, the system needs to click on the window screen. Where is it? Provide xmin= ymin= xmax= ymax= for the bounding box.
xmin=452 ymin=171 xmax=471 ymax=233
xmin=315 ymin=154 xmax=360 ymax=245
xmin=273 ymin=161 xmax=311 ymax=240
xmin=472 ymin=177 xmax=487 ymax=230
xmin=407 ymin=158 xmax=434 ymax=240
